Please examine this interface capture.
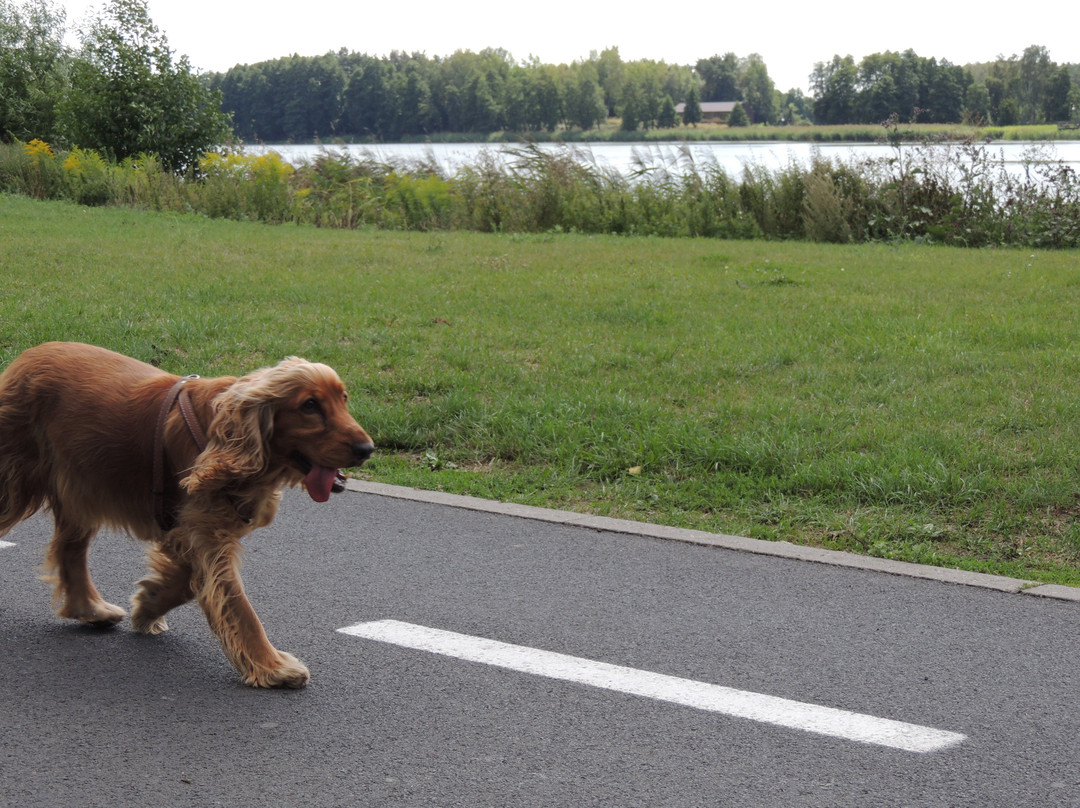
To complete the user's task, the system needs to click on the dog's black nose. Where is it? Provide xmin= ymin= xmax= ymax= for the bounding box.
xmin=352 ymin=441 xmax=375 ymax=464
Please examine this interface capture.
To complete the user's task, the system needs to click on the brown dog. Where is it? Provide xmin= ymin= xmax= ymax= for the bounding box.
xmin=0 ymin=342 xmax=373 ymax=687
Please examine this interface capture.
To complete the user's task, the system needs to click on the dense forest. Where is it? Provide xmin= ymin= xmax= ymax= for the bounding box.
xmin=206 ymin=45 xmax=1080 ymax=143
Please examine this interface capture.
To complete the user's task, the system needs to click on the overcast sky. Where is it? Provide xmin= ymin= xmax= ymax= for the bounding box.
xmin=58 ymin=0 xmax=1074 ymax=94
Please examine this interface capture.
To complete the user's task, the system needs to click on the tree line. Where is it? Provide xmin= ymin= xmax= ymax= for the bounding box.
xmin=207 ymin=48 xmax=804 ymax=142
xmin=209 ymin=46 xmax=1077 ymax=143
xmin=810 ymin=46 xmax=1077 ymax=126
xmin=208 ymin=48 xmax=699 ymax=142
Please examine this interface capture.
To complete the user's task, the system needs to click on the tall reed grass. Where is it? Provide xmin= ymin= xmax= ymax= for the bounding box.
xmin=1 ymin=136 xmax=1078 ymax=248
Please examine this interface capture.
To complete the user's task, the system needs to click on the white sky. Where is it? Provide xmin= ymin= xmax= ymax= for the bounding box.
xmin=58 ymin=0 xmax=1076 ymax=94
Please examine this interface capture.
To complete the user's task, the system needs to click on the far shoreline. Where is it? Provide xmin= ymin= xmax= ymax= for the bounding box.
xmin=253 ymin=123 xmax=1079 ymax=148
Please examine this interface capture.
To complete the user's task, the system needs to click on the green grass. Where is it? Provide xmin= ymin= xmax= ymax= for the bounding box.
xmin=4 ymin=193 xmax=1080 ymax=584
xmin=365 ymin=122 xmax=1075 ymax=145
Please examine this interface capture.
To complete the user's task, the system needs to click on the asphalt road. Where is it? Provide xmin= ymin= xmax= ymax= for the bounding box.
xmin=2 ymin=483 xmax=1079 ymax=807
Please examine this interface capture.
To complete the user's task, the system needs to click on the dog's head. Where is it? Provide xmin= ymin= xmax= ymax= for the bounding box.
xmin=184 ymin=357 xmax=373 ymax=501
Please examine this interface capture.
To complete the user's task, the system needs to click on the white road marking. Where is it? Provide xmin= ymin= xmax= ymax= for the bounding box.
xmin=0 ymin=541 xmax=15 ymax=549
xmin=338 ymin=619 xmax=965 ymax=753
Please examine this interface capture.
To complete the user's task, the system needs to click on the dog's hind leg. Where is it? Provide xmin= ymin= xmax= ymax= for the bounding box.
xmin=43 ymin=511 xmax=126 ymax=626
xmin=130 ymin=545 xmax=194 ymax=634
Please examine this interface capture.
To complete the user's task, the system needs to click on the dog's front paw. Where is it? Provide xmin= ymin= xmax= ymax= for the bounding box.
xmin=130 ymin=608 xmax=169 ymax=635
xmin=130 ymin=587 xmax=171 ymax=634
xmin=245 ymin=651 xmax=311 ymax=689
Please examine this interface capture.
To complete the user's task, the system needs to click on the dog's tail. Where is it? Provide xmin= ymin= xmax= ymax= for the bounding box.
xmin=0 ymin=385 xmax=48 ymax=536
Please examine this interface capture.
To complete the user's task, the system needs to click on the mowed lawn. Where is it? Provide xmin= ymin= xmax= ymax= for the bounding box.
xmin=4 ymin=193 xmax=1080 ymax=584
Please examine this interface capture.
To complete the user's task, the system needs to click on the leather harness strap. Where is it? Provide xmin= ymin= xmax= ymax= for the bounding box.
xmin=153 ymin=375 xmax=207 ymax=531
xmin=177 ymin=385 xmax=208 ymax=450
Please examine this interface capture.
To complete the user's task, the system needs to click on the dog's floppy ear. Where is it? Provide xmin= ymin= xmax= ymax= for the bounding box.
xmin=183 ymin=361 xmax=300 ymax=494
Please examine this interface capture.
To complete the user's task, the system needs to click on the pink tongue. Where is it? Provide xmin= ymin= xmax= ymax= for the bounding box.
xmin=305 ymin=465 xmax=339 ymax=503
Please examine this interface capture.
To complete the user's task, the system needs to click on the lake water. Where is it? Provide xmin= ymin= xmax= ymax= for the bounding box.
xmin=247 ymin=140 xmax=1080 ymax=180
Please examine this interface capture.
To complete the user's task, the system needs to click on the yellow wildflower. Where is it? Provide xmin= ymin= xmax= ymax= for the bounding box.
xmin=23 ymin=139 xmax=54 ymax=159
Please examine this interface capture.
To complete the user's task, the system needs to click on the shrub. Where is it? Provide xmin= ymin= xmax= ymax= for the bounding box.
xmin=114 ymin=154 xmax=185 ymax=211
xmin=61 ymin=147 xmax=113 ymax=206
xmin=802 ymin=163 xmax=853 ymax=243
xmin=727 ymin=103 xmax=750 ymax=127
xmin=386 ymin=173 xmax=455 ymax=230
xmin=0 ymin=139 xmax=66 ymax=199
xmin=196 ymin=151 xmax=294 ymax=222
xmin=291 ymin=150 xmax=390 ymax=229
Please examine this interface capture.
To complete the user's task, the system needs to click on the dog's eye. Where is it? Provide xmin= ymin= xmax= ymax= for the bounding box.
xmin=300 ymin=398 xmax=321 ymax=414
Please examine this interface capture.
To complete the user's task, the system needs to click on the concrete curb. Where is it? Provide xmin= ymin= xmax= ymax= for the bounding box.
xmin=344 ymin=480 xmax=1080 ymax=604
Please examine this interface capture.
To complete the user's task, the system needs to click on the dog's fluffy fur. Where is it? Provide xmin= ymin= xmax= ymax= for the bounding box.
xmin=0 ymin=342 xmax=373 ymax=688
